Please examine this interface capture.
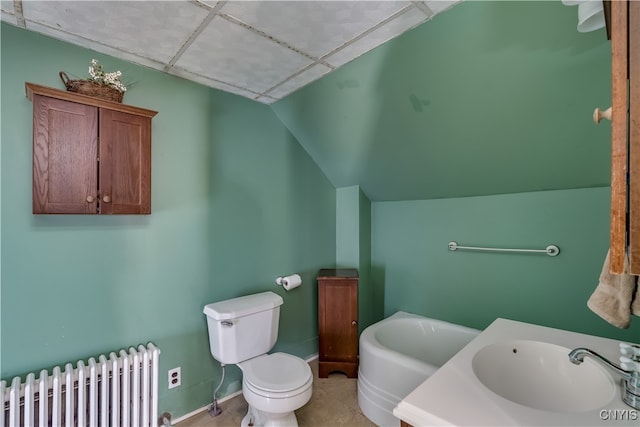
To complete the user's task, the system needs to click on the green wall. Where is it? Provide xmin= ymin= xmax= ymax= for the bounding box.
xmin=272 ymin=0 xmax=612 ymax=201
xmin=372 ymin=187 xmax=640 ymax=341
xmin=2 ymin=0 xmax=640 ymax=423
xmin=336 ymin=186 xmax=373 ymax=331
xmin=1 ymin=23 xmax=336 ymax=418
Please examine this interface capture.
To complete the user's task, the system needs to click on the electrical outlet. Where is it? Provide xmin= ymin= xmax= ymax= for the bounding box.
xmin=168 ymin=367 xmax=181 ymax=389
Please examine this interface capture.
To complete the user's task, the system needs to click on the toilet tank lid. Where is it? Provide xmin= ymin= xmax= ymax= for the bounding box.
xmin=203 ymin=291 xmax=283 ymax=320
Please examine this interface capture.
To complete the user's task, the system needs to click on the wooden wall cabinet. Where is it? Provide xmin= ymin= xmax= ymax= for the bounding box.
xmin=317 ymin=268 xmax=358 ymax=378
xmin=608 ymin=1 xmax=640 ymax=273
xmin=26 ymin=83 xmax=158 ymax=214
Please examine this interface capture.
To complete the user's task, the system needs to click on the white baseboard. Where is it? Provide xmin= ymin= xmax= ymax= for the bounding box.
xmin=171 ymin=389 xmax=244 ymax=425
xmin=304 ymin=353 xmax=319 ymax=363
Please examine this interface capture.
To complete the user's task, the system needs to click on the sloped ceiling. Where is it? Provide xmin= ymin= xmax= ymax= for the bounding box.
xmin=0 ymin=0 xmax=460 ymax=103
xmin=272 ymin=0 xmax=613 ymax=201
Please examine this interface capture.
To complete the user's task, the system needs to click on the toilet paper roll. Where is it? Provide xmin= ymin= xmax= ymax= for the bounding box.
xmin=281 ymin=274 xmax=302 ymax=291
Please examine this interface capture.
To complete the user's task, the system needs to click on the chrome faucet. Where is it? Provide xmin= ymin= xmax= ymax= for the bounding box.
xmin=568 ymin=344 xmax=640 ymax=410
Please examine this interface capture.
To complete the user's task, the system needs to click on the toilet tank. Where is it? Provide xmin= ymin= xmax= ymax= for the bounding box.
xmin=203 ymin=291 xmax=283 ymax=364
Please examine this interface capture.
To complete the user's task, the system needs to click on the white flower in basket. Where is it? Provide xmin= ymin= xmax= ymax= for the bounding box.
xmin=87 ymin=59 xmax=127 ymax=93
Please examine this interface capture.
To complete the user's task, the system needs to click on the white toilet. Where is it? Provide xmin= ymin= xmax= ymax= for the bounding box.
xmin=203 ymin=291 xmax=313 ymax=427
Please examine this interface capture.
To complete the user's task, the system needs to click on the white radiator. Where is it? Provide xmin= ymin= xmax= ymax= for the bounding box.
xmin=0 ymin=343 xmax=160 ymax=427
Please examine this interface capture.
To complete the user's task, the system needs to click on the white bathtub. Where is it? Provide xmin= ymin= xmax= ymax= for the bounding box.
xmin=357 ymin=311 xmax=480 ymax=426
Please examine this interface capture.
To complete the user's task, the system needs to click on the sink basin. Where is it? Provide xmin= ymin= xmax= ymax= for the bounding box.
xmin=472 ymin=340 xmax=616 ymax=412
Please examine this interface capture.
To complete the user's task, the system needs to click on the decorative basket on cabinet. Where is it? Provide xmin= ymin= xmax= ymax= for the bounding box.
xmin=59 ymin=60 xmax=127 ymax=103
xmin=59 ymin=71 xmax=124 ymax=103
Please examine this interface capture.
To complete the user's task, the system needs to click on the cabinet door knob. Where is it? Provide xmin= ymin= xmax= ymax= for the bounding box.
xmin=593 ymin=107 xmax=612 ymax=124
xmin=86 ymin=196 xmax=95 ymax=203
xmin=102 ymin=195 xmax=111 ymax=203
xmin=352 ymin=320 xmax=358 ymax=326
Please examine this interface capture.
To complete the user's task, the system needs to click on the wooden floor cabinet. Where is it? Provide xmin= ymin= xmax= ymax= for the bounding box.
xmin=26 ymin=83 xmax=157 ymax=214
xmin=317 ymin=268 xmax=358 ymax=378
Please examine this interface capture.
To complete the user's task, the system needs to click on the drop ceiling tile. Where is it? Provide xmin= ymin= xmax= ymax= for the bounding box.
xmin=22 ymin=20 xmax=166 ymax=73
xmin=1 ymin=0 xmax=18 ymax=26
xmin=324 ymin=6 xmax=428 ymax=68
xmin=0 ymin=0 xmax=14 ymax=15
xmin=254 ymin=94 xmax=278 ymax=104
xmin=265 ymin=63 xmax=333 ymax=99
xmin=174 ymin=15 xmax=314 ymax=94
xmin=3 ymin=0 xmax=462 ymax=103
xmin=220 ymin=1 xmax=411 ymax=59
xmin=20 ymin=0 xmax=210 ymax=64
xmin=422 ymin=0 xmax=461 ymax=14
xmin=169 ymin=67 xmax=260 ymax=100
xmin=197 ymin=0 xmax=218 ymax=8
xmin=0 ymin=11 xmax=17 ymax=26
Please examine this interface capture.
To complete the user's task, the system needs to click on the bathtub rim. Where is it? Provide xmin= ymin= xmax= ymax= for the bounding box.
xmin=360 ymin=310 xmax=480 ymax=363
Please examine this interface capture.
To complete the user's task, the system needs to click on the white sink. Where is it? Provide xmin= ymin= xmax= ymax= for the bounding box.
xmin=394 ymin=318 xmax=637 ymax=426
xmin=472 ymin=340 xmax=616 ymax=412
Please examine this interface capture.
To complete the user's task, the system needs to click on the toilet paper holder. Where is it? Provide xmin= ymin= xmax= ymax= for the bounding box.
xmin=275 ymin=274 xmax=302 ymax=291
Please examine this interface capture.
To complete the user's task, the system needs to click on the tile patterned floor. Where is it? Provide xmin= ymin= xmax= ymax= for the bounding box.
xmin=176 ymin=359 xmax=377 ymax=427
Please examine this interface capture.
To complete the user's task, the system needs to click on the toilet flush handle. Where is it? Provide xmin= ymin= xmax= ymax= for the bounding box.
xmin=221 ymin=321 xmax=233 ymax=327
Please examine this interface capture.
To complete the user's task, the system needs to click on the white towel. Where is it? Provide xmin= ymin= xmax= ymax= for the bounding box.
xmin=587 ymin=249 xmax=639 ymax=329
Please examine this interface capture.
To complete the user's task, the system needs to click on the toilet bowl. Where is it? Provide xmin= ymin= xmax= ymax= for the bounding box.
xmin=203 ymin=292 xmax=314 ymax=427
xmin=239 ymin=353 xmax=313 ymax=427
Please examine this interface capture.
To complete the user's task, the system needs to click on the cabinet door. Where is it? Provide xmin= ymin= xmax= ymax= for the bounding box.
xmin=32 ymin=95 xmax=98 ymax=214
xmin=99 ymin=109 xmax=151 ymax=214
xmin=319 ymin=281 xmax=358 ymax=362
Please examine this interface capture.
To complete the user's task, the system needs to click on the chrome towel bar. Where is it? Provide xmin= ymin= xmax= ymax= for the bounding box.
xmin=448 ymin=241 xmax=560 ymax=257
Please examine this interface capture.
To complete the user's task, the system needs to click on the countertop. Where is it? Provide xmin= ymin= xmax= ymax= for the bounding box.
xmin=393 ymin=318 xmax=639 ymax=426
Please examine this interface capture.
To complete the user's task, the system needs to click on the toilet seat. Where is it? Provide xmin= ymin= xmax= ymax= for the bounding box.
xmin=240 ymin=352 xmax=312 ymax=396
